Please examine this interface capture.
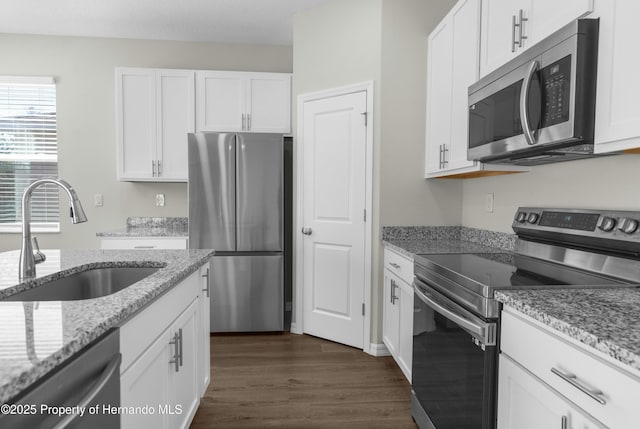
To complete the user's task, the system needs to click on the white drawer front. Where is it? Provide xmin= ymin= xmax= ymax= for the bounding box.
xmin=501 ymin=309 xmax=640 ymax=428
xmin=383 ymin=247 xmax=413 ymax=285
xmin=120 ymin=271 xmax=199 ymax=373
xmin=101 ymin=237 xmax=188 ymax=249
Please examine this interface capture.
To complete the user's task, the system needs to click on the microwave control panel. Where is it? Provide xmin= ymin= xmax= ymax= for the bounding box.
xmin=540 ymin=55 xmax=571 ymax=127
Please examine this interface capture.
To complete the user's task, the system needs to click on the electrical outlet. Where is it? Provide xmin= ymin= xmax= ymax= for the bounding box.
xmin=156 ymin=193 xmax=165 ymax=207
xmin=486 ymin=193 xmax=494 ymax=213
xmin=94 ymin=194 xmax=103 ymax=207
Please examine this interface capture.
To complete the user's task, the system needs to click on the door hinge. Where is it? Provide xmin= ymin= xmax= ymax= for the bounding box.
xmin=362 ymin=303 xmax=365 ymax=316
xmin=363 ymin=209 xmax=366 ymax=222
xmin=361 ymin=112 xmax=368 ymax=126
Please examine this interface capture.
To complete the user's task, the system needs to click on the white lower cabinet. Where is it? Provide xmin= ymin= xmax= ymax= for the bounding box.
xmin=382 ymin=247 xmax=414 ymax=381
xmin=197 ymin=264 xmax=211 ymax=396
xmin=120 ymin=266 xmax=210 ymax=429
xmin=498 ymin=307 xmax=640 ymax=429
xmin=498 ymin=355 xmax=605 ymax=429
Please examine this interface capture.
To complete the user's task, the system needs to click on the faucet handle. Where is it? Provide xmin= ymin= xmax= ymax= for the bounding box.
xmin=32 ymin=237 xmax=46 ymax=264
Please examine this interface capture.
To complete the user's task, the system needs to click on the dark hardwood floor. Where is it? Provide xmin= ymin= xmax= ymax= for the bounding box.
xmin=190 ymin=333 xmax=417 ymax=428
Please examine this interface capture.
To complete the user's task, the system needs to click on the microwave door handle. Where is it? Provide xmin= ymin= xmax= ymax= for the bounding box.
xmin=520 ymin=60 xmax=539 ymax=145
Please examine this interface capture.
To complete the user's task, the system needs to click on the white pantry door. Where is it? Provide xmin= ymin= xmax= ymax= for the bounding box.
xmin=301 ymin=90 xmax=367 ymax=349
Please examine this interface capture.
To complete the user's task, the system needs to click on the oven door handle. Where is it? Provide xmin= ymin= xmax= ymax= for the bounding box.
xmin=520 ymin=59 xmax=539 ymax=145
xmin=414 ymin=283 xmax=496 ymax=346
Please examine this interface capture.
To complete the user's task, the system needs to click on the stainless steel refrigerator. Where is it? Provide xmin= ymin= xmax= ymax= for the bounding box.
xmin=188 ymin=132 xmax=284 ymax=332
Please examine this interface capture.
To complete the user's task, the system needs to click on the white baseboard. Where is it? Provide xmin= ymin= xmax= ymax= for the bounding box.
xmin=289 ymin=322 xmax=302 ymax=335
xmin=367 ymin=342 xmax=391 ymax=357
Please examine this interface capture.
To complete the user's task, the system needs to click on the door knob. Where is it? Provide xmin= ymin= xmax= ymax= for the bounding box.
xmin=301 ymin=227 xmax=313 ymax=236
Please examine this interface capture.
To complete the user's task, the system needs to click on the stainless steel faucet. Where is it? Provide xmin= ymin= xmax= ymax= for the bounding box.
xmin=19 ymin=178 xmax=88 ymax=280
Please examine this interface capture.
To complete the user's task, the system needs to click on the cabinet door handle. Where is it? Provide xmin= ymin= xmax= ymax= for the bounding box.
xmin=390 ymin=279 xmax=399 ymax=304
xmin=169 ymin=331 xmax=180 ymax=372
xmin=247 ymin=113 xmax=251 ymax=131
xmin=512 ymin=14 xmax=517 ymax=52
xmin=177 ymin=328 xmax=183 ymax=367
xmin=561 ymin=416 xmax=567 ymax=429
xmin=517 ymin=9 xmax=528 ymax=48
xmin=551 ymin=367 xmax=606 ymax=405
xmin=157 ymin=159 xmax=162 ymax=176
xmin=202 ymin=267 xmax=210 ymax=298
xmin=438 ymin=144 xmax=443 ymax=169
xmin=442 ymin=144 xmax=448 ymax=166
xmin=512 ymin=9 xmax=528 ymax=51
xmin=152 ymin=160 xmax=156 ymax=177
xmin=242 ymin=113 xmax=246 ymax=131
xmin=390 ymin=262 xmax=401 ymax=270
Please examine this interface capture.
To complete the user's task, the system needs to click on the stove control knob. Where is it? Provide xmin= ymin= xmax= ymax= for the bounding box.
xmin=597 ymin=216 xmax=617 ymax=232
xmin=515 ymin=212 xmax=527 ymax=223
xmin=527 ymin=213 xmax=539 ymax=224
xmin=618 ymin=218 xmax=639 ymax=234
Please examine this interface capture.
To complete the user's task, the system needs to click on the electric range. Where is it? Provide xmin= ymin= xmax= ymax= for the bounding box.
xmin=411 ymin=207 xmax=640 ymax=429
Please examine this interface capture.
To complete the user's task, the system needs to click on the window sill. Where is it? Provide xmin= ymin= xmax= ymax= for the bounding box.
xmin=0 ymin=223 xmax=60 ymax=234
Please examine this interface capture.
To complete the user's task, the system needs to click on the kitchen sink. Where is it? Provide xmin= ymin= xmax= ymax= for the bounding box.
xmin=2 ymin=266 xmax=160 ymax=301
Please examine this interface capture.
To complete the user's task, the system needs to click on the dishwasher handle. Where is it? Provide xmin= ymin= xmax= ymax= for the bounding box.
xmin=414 ymin=282 xmax=496 ymax=346
xmin=51 ymin=353 xmax=122 ymax=429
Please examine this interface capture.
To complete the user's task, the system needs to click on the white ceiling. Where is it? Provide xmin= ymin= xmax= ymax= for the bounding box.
xmin=0 ymin=0 xmax=331 ymax=45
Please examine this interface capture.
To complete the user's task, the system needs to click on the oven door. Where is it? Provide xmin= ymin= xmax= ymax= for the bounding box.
xmin=411 ymin=280 xmax=498 ymax=429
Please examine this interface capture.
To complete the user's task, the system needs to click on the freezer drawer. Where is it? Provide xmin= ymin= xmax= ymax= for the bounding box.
xmin=211 ymin=255 xmax=283 ymax=332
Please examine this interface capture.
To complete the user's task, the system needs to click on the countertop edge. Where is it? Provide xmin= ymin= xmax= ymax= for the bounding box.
xmin=495 ymin=291 xmax=640 ymax=374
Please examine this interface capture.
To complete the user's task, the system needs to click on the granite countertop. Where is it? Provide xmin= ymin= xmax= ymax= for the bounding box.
xmin=0 ymin=248 xmax=214 ymax=404
xmin=496 ymin=288 xmax=640 ymax=373
xmin=382 ymin=225 xmax=516 ymax=258
xmin=384 ymin=238 xmax=507 ymax=258
xmin=96 ymin=217 xmax=188 ymax=238
xmin=382 ymin=225 xmax=640 ymax=374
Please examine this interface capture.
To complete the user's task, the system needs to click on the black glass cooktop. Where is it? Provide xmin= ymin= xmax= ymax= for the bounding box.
xmin=417 ymin=253 xmax=627 ymax=290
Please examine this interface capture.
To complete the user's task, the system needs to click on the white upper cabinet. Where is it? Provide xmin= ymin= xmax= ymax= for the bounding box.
xmin=195 ymin=72 xmax=245 ymax=132
xmin=196 ymin=71 xmax=291 ymax=133
xmin=480 ymin=0 xmax=593 ymax=77
xmin=425 ymin=0 xmax=528 ymax=178
xmin=592 ymin=0 xmax=640 ymax=153
xmin=116 ymin=68 xmax=195 ymax=182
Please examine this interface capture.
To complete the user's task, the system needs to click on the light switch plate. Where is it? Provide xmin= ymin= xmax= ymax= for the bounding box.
xmin=94 ymin=194 xmax=103 ymax=207
xmin=156 ymin=193 xmax=165 ymax=207
xmin=486 ymin=193 xmax=494 ymax=213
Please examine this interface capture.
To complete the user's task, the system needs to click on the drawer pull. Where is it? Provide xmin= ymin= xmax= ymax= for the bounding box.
xmin=134 ymin=245 xmax=155 ymax=249
xmin=389 ymin=262 xmax=401 ymax=269
xmin=551 ymin=367 xmax=606 ymax=405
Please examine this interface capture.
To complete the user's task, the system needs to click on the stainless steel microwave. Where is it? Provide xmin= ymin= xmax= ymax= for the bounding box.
xmin=468 ymin=19 xmax=599 ymax=166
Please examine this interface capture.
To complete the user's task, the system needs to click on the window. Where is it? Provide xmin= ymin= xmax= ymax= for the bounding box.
xmin=0 ymin=76 xmax=59 ymax=233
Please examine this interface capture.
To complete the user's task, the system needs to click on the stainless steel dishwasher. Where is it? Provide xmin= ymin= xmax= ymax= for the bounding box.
xmin=0 ymin=328 xmax=121 ymax=429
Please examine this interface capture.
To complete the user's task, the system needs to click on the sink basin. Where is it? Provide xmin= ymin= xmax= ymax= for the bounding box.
xmin=3 ymin=266 xmax=160 ymax=301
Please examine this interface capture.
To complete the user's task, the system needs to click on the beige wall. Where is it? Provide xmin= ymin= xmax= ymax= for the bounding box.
xmin=293 ymin=0 xmax=383 ymax=340
xmin=0 ymin=33 xmax=291 ymax=252
xmin=293 ymin=0 xmax=460 ymax=345
xmin=462 ymin=154 xmax=640 ymax=232
xmin=379 ymin=0 xmax=460 ymax=226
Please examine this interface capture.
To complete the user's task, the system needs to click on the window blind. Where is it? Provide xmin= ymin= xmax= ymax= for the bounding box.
xmin=0 ymin=77 xmax=59 ymax=232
